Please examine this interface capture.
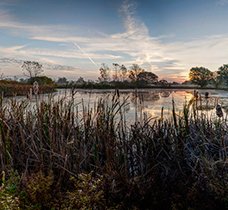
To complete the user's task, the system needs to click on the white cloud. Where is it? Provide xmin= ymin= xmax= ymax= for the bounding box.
xmin=30 ymin=0 xmax=180 ymax=80
xmin=0 ymin=1 xmax=182 ymax=80
xmin=0 ymin=45 xmax=122 ymax=60
xmin=1 ymin=0 xmax=228 ymax=81
xmin=166 ymin=35 xmax=228 ymax=71
xmin=0 ymin=8 xmax=83 ymax=39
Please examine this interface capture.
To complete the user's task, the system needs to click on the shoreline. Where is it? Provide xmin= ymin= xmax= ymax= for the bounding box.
xmin=58 ymin=85 xmax=228 ymax=91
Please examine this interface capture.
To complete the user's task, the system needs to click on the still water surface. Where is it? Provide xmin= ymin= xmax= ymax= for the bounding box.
xmin=4 ymin=89 xmax=228 ymax=122
xmin=51 ymin=89 xmax=228 ymax=121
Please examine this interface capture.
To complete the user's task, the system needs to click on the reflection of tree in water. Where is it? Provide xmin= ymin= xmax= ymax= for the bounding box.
xmin=129 ymin=91 xmax=160 ymax=122
xmin=159 ymin=90 xmax=172 ymax=98
xmin=130 ymin=91 xmax=160 ymax=105
xmin=189 ymin=92 xmax=228 ymax=115
xmin=195 ymin=95 xmax=217 ymax=111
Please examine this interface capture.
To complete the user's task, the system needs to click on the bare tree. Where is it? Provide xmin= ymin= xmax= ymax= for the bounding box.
xmin=129 ymin=64 xmax=145 ymax=82
xmin=22 ymin=61 xmax=43 ymax=78
xmin=112 ymin=63 xmax=120 ymax=81
xmin=120 ymin=64 xmax=128 ymax=82
xmin=98 ymin=63 xmax=110 ymax=82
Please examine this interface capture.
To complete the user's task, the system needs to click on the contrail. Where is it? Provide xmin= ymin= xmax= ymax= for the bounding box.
xmin=72 ymin=42 xmax=98 ymax=67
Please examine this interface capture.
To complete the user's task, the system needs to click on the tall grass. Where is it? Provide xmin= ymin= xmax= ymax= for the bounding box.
xmin=0 ymin=80 xmax=55 ymax=97
xmin=0 ymin=90 xmax=228 ymax=209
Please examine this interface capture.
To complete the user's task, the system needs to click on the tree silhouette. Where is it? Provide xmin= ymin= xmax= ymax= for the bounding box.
xmin=137 ymin=71 xmax=158 ymax=84
xmin=112 ymin=63 xmax=119 ymax=81
xmin=22 ymin=61 xmax=43 ymax=78
xmin=57 ymin=77 xmax=68 ymax=85
xmin=158 ymin=79 xmax=169 ymax=86
xmin=120 ymin=64 xmax=128 ymax=82
xmin=98 ymin=63 xmax=110 ymax=82
xmin=189 ymin=67 xmax=213 ymax=87
xmin=218 ymin=64 xmax=228 ymax=86
xmin=128 ymin=64 xmax=145 ymax=82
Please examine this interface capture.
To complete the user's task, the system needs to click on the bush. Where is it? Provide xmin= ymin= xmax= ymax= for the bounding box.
xmin=0 ymin=171 xmax=20 ymax=210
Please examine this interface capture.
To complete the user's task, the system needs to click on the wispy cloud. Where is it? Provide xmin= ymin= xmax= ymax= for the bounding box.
xmin=166 ymin=35 xmax=228 ymax=71
xmin=1 ymin=0 xmax=228 ymax=81
xmin=0 ymin=7 xmax=82 ymax=39
xmin=0 ymin=0 xmax=188 ymax=81
xmin=0 ymin=57 xmax=83 ymax=79
xmin=31 ymin=0 xmax=181 ymax=80
xmin=0 ymin=57 xmax=76 ymax=71
xmin=0 ymin=45 xmax=122 ymax=61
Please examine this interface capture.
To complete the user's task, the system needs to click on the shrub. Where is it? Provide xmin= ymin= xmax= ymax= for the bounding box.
xmin=0 ymin=171 xmax=20 ymax=210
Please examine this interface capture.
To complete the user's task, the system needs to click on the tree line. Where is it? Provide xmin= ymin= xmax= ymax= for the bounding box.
xmin=1 ymin=60 xmax=227 ymax=89
xmin=19 ymin=62 xmax=170 ymax=88
xmin=98 ymin=63 xmax=169 ymax=86
xmin=98 ymin=63 xmax=228 ymax=88
xmin=189 ymin=65 xmax=228 ymax=88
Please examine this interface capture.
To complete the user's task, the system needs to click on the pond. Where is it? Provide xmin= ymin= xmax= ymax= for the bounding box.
xmin=3 ymin=88 xmax=228 ymax=122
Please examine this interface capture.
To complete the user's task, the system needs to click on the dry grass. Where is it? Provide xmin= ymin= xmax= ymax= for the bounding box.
xmin=0 ymin=90 xmax=228 ymax=209
xmin=0 ymin=80 xmax=55 ymax=97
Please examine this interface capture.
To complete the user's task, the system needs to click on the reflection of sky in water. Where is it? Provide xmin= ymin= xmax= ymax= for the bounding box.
xmin=3 ymin=89 xmax=228 ymax=123
xmin=57 ymin=89 xmax=228 ymax=122
xmin=142 ymin=90 xmax=194 ymax=118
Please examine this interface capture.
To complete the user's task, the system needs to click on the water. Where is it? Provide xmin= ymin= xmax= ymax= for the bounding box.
xmin=3 ymin=89 xmax=228 ymax=122
xmin=51 ymin=89 xmax=228 ymax=120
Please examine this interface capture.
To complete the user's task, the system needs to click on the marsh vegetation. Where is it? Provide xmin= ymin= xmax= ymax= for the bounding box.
xmin=0 ymin=90 xmax=228 ymax=209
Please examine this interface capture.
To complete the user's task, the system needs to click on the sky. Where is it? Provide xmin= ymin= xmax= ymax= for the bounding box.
xmin=1 ymin=0 xmax=228 ymax=82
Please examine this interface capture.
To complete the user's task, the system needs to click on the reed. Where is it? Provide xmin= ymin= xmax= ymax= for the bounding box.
xmin=0 ymin=90 xmax=227 ymax=209
xmin=0 ymin=80 xmax=55 ymax=97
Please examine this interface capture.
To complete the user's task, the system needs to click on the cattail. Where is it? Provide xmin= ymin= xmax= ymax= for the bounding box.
xmin=216 ymin=104 xmax=223 ymax=118
xmin=193 ymin=90 xmax=199 ymax=99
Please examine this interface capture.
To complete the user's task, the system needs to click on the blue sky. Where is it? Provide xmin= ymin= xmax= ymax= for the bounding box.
xmin=1 ymin=0 xmax=228 ymax=81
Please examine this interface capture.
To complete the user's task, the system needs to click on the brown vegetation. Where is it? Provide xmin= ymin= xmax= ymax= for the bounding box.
xmin=0 ymin=91 xmax=227 ymax=209
xmin=0 ymin=80 xmax=55 ymax=97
